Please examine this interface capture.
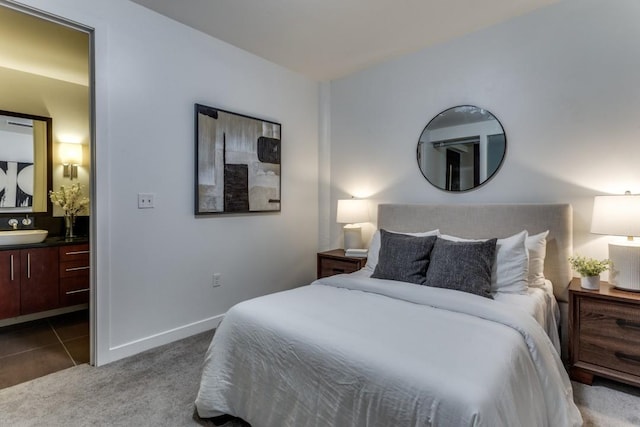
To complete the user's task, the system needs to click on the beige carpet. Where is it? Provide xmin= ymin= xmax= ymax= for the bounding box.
xmin=0 ymin=329 xmax=638 ymax=426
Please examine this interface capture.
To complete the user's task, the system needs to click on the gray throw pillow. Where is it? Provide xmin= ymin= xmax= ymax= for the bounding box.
xmin=424 ymin=237 xmax=497 ymax=298
xmin=371 ymin=229 xmax=437 ymax=285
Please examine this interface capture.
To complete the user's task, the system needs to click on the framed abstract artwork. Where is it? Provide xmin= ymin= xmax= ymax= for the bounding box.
xmin=195 ymin=104 xmax=281 ymax=215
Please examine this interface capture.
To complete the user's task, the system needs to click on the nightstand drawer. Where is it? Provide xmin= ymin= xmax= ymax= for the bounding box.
xmin=578 ymin=298 xmax=640 ymax=377
xmin=579 ymin=339 xmax=640 ymax=377
xmin=320 ymin=258 xmax=360 ymax=277
xmin=317 ymin=250 xmax=367 ymax=279
xmin=579 ymin=298 xmax=640 ymax=344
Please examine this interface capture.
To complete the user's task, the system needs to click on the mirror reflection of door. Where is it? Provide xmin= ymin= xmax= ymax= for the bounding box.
xmin=445 ymin=149 xmax=459 ymax=191
xmin=445 ymin=143 xmax=480 ymax=191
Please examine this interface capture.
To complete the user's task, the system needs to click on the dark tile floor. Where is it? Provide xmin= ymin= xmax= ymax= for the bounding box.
xmin=0 ymin=310 xmax=89 ymax=389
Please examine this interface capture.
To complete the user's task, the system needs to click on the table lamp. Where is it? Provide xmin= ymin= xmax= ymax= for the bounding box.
xmin=337 ymin=199 xmax=369 ymax=250
xmin=591 ymin=192 xmax=640 ymax=291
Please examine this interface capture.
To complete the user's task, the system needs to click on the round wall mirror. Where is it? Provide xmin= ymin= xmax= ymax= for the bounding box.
xmin=417 ymin=105 xmax=506 ymax=192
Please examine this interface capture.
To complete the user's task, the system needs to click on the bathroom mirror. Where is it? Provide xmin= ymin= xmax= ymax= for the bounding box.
xmin=417 ymin=105 xmax=506 ymax=192
xmin=0 ymin=110 xmax=52 ymax=214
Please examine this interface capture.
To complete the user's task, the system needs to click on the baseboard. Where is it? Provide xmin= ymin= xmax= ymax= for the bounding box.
xmin=103 ymin=313 xmax=224 ymax=365
xmin=0 ymin=304 xmax=88 ymax=328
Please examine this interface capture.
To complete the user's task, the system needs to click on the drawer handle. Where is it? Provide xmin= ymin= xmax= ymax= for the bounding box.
xmin=65 ymin=266 xmax=90 ymax=272
xmin=332 ymin=268 xmax=345 ymax=273
xmin=616 ymin=319 xmax=640 ymax=330
xmin=615 ymin=351 xmax=640 ymax=364
xmin=66 ymin=288 xmax=89 ymax=295
xmin=65 ymin=250 xmax=90 ymax=255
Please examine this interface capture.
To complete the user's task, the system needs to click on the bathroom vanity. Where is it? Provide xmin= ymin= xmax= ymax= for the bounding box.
xmin=0 ymin=238 xmax=89 ymax=321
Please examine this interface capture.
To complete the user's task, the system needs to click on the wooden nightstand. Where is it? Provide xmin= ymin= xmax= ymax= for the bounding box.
xmin=317 ymin=249 xmax=367 ymax=279
xmin=569 ymin=278 xmax=640 ymax=387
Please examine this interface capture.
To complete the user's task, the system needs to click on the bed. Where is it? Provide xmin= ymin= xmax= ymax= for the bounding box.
xmin=195 ymin=203 xmax=583 ymax=426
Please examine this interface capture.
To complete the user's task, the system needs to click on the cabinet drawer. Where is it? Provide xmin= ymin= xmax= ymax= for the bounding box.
xmin=579 ymin=298 xmax=640 ymax=344
xmin=60 ymin=276 xmax=89 ymax=306
xmin=578 ymin=298 xmax=640 ymax=377
xmin=579 ymin=338 xmax=640 ymax=377
xmin=60 ymin=260 xmax=90 ymax=278
xmin=319 ymin=258 xmax=360 ymax=277
xmin=59 ymin=244 xmax=90 ymax=263
xmin=60 ymin=260 xmax=91 ymax=278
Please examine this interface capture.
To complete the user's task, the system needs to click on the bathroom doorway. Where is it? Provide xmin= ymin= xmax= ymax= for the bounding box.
xmin=0 ymin=2 xmax=95 ymax=388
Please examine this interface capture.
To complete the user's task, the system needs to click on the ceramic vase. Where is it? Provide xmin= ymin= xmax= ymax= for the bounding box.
xmin=580 ymin=275 xmax=600 ymax=290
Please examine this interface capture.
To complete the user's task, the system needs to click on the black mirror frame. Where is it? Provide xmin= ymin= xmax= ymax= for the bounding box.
xmin=0 ymin=109 xmax=53 ymax=216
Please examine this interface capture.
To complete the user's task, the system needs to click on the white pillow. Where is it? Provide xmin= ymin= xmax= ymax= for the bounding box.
xmin=526 ymin=230 xmax=549 ymax=288
xmin=441 ymin=230 xmax=529 ymax=294
xmin=364 ymin=229 xmax=440 ymax=272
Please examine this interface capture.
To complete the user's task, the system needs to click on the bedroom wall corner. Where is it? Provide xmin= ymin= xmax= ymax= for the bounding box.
xmin=318 ymin=81 xmax=332 ymax=251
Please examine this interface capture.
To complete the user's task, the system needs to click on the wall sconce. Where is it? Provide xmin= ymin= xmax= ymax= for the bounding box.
xmin=59 ymin=143 xmax=83 ymax=180
xmin=591 ymin=191 xmax=640 ymax=291
xmin=337 ymin=198 xmax=370 ymax=250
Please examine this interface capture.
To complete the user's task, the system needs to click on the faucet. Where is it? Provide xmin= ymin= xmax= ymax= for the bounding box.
xmin=22 ymin=215 xmax=32 ymax=227
xmin=8 ymin=219 xmax=18 ymax=230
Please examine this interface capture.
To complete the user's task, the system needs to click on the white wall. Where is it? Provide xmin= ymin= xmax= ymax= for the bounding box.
xmin=16 ymin=0 xmax=319 ymax=364
xmin=325 ymin=0 xmax=640 ymax=275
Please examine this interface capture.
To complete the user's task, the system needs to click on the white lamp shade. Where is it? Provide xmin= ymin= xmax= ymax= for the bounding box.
xmin=336 ymin=199 xmax=369 ymax=224
xmin=591 ymin=194 xmax=640 ymax=237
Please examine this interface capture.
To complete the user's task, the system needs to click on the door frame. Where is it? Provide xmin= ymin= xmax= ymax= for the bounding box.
xmin=0 ymin=0 xmax=97 ymax=366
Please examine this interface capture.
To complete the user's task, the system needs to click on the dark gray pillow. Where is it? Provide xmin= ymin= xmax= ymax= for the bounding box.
xmin=371 ymin=230 xmax=437 ymax=285
xmin=424 ymin=237 xmax=497 ymax=298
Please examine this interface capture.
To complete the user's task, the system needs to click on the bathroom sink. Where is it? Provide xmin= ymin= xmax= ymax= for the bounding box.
xmin=0 ymin=229 xmax=48 ymax=246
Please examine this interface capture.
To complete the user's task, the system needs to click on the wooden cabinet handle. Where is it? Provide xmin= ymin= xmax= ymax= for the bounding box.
xmin=615 ymin=351 xmax=640 ymax=364
xmin=27 ymin=253 xmax=31 ymax=279
xmin=616 ymin=319 xmax=640 ymax=330
xmin=10 ymin=254 xmax=14 ymax=281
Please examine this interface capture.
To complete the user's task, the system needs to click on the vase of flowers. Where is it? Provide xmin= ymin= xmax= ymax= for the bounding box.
xmin=569 ymin=255 xmax=612 ymax=290
xmin=49 ymin=184 xmax=89 ymax=240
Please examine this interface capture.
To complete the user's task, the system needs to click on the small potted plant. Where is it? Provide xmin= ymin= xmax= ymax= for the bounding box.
xmin=569 ymin=255 xmax=611 ymax=290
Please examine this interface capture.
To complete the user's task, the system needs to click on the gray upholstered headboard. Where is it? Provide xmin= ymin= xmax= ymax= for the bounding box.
xmin=377 ymin=204 xmax=573 ymax=302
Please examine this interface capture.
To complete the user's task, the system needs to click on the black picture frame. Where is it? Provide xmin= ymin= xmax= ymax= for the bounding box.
xmin=195 ymin=104 xmax=281 ymax=215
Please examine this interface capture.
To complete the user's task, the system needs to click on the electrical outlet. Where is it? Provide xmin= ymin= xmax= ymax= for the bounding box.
xmin=212 ymin=273 xmax=222 ymax=288
xmin=138 ymin=193 xmax=155 ymax=209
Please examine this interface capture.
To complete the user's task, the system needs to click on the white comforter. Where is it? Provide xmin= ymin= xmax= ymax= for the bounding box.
xmin=195 ymin=275 xmax=582 ymax=427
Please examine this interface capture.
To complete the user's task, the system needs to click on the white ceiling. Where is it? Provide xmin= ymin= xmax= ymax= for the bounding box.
xmin=129 ymin=0 xmax=561 ymax=81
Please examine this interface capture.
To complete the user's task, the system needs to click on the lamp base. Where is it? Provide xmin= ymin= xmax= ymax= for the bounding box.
xmin=609 ymin=241 xmax=640 ymax=292
xmin=343 ymin=225 xmax=363 ymax=250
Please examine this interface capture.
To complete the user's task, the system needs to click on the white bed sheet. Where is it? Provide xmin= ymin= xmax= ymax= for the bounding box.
xmin=195 ymin=274 xmax=581 ymax=426
xmin=354 ymin=270 xmax=561 ymax=352
xmin=493 ymin=280 xmax=560 ymax=352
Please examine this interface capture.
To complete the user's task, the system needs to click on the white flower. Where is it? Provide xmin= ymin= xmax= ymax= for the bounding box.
xmin=49 ymin=184 xmax=89 ymax=216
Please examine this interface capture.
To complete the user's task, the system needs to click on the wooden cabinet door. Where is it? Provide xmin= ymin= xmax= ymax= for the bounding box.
xmin=0 ymin=250 xmax=21 ymax=320
xmin=20 ymin=247 xmax=59 ymax=315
